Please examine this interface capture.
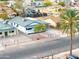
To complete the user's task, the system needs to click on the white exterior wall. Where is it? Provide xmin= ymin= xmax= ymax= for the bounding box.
xmin=25 ymin=29 xmax=34 ymax=34
xmin=8 ymin=30 xmax=17 ymax=36
xmin=51 ymin=0 xmax=75 ymax=6
xmin=50 ymin=0 xmax=60 ymax=2
xmin=0 ymin=30 xmax=17 ymax=38
xmin=8 ymin=21 xmax=30 ymax=34
xmin=16 ymin=25 xmax=34 ymax=34
xmin=60 ymin=0 xmax=75 ymax=4
xmin=17 ymin=25 xmax=27 ymax=34
xmin=23 ymin=0 xmax=31 ymax=7
xmin=0 ymin=32 xmax=4 ymax=38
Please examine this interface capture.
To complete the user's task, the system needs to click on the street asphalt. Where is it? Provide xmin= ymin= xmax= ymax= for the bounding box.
xmin=0 ymin=35 xmax=79 ymax=59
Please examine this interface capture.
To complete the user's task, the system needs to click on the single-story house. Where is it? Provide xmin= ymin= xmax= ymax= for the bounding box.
xmin=31 ymin=0 xmax=44 ymax=7
xmin=0 ymin=21 xmax=17 ymax=38
xmin=8 ymin=16 xmax=49 ymax=34
xmin=44 ymin=19 xmax=57 ymax=27
xmin=0 ymin=5 xmax=17 ymax=19
xmin=37 ymin=15 xmax=61 ymax=27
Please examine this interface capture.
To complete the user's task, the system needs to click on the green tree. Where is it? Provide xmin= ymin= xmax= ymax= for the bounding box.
xmin=58 ymin=2 xmax=65 ymax=7
xmin=34 ymin=24 xmax=47 ymax=33
xmin=0 ymin=12 xmax=8 ymax=20
xmin=60 ymin=8 xmax=79 ymax=55
xmin=43 ymin=1 xmax=52 ymax=7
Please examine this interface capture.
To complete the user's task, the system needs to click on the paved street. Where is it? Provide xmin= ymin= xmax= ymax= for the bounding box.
xmin=0 ymin=35 xmax=79 ymax=59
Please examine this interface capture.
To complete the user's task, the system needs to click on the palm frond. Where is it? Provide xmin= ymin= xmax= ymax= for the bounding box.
xmin=60 ymin=14 xmax=68 ymax=20
xmin=60 ymin=8 xmax=79 ymax=33
xmin=74 ymin=16 xmax=79 ymax=20
xmin=65 ymin=8 xmax=76 ymax=18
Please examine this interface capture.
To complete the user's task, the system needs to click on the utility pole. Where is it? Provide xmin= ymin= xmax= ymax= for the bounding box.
xmin=52 ymin=50 xmax=53 ymax=59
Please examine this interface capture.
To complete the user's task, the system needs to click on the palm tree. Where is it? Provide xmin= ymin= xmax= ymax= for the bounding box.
xmin=60 ymin=8 xmax=79 ymax=55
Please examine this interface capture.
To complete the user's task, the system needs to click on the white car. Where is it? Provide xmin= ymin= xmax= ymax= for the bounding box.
xmin=67 ymin=55 xmax=79 ymax=59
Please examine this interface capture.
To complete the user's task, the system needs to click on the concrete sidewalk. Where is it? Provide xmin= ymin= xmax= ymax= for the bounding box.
xmin=54 ymin=48 xmax=79 ymax=59
xmin=45 ymin=48 xmax=79 ymax=59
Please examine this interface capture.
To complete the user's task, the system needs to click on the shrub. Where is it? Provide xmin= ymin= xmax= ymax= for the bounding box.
xmin=0 ymin=12 xmax=8 ymax=20
xmin=58 ymin=8 xmax=65 ymax=12
xmin=34 ymin=24 xmax=47 ymax=33
xmin=58 ymin=2 xmax=65 ymax=7
xmin=43 ymin=1 xmax=52 ymax=7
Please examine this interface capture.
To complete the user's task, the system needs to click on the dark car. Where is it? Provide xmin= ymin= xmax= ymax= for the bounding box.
xmin=67 ymin=55 xmax=79 ymax=59
xmin=25 ymin=9 xmax=47 ymax=17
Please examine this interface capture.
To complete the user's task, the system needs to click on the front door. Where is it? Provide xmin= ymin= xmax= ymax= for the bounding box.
xmin=5 ymin=32 xmax=8 ymax=37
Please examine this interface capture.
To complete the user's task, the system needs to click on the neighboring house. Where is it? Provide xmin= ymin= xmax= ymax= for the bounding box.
xmin=37 ymin=15 xmax=61 ymax=27
xmin=50 ymin=0 xmax=75 ymax=6
xmin=57 ymin=0 xmax=75 ymax=6
xmin=31 ymin=0 xmax=44 ymax=7
xmin=0 ymin=21 xmax=17 ymax=38
xmin=8 ymin=16 xmax=49 ymax=34
xmin=23 ymin=0 xmax=32 ymax=7
xmin=50 ymin=0 xmax=60 ymax=3
xmin=23 ymin=0 xmax=75 ymax=7
xmin=0 ymin=5 xmax=17 ymax=19
xmin=2 ymin=6 xmax=17 ymax=17
xmin=7 ymin=0 xmax=15 ymax=7
xmin=23 ymin=0 xmax=44 ymax=7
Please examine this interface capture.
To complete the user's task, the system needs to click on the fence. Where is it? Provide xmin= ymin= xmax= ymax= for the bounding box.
xmin=40 ymin=55 xmax=68 ymax=59
xmin=0 ymin=34 xmax=32 ymax=48
xmin=25 ymin=54 xmax=68 ymax=59
xmin=0 ymin=30 xmax=68 ymax=48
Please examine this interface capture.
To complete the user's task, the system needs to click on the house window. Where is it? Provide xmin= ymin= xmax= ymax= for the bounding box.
xmin=26 ymin=27 xmax=32 ymax=30
xmin=9 ymin=31 xmax=14 ymax=33
xmin=0 ymin=32 xmax=2 ymax=35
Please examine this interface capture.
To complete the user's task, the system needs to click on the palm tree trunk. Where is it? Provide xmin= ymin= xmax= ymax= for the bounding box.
xmin=70 ymin=30 xmax=73 ymax=55
xmin=70 ymin=19 xmax=73 ymax=55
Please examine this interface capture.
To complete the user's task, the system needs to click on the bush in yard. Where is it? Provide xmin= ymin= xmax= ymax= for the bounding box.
xmin=58 ymin=2 xmax=65 ymax=7
xmin=43 ymin=1 xmax=52 ymax=7
xmin=0 ymin=12 xmax=8 ymax=20
xmin=34 ymin=24 xmax=47 ymax=33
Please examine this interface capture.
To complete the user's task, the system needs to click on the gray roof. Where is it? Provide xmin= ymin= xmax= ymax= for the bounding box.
xmin=8 ymin=16 xmax=48 ymax=27
xmin=0 ymin=21 xmax=15 ymax=32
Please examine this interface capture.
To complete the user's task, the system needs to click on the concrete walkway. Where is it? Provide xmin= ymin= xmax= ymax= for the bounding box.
xmin=43 ymin=48 xmax=79 ymax=59
xmin=54 ymin=48 xmax=79 ymax=59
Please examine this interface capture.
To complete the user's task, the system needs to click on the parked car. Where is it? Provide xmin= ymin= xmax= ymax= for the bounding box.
xmin=67 ymin=55 xmax=79 ymax=59
xmin=25 ymin=9 xmax=47 ymax=17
